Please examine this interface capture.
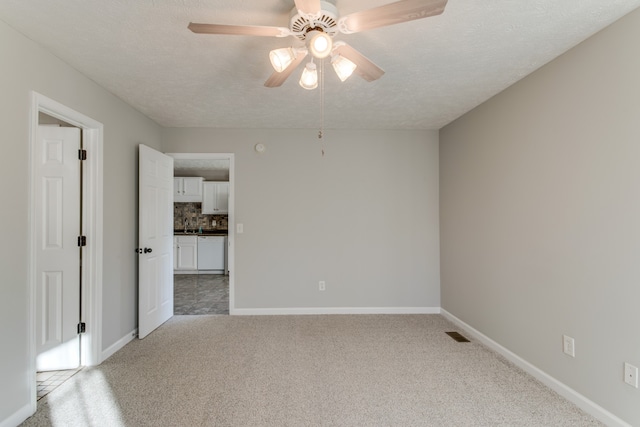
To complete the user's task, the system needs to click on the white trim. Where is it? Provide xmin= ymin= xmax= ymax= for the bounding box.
xmin=28 ymin=92 xmax=104 ymax=415
xmin=101 ymin=329 xmax=138 ymax=362
xmin=231 ymin=307 xmax=441 ymax=316
xmin=440 ymin=309 xmax=632 ymax=427
xmin=0 ymin=403 xmax=32 ymax=427
xmin=166 ymin=152 xmax=235 ymax=314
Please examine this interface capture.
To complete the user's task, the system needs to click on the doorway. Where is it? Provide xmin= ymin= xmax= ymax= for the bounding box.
xmin=28 ymin=92 xmax=103 ymax=410
xmin=168 ymin=153 xmax=235 ymax=315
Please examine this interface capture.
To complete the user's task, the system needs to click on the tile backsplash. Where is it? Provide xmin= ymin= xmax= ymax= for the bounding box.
xmin=174 ymin=203 xmax=228 ymax=231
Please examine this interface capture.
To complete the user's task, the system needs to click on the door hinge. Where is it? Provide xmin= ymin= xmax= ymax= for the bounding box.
xmin=79 ymin=149 xmax=87 ymax=160
xmin=77 ymin=322 xmax=86 ymax=334
xmin=78 ymin=236 xmax=87 ymax=247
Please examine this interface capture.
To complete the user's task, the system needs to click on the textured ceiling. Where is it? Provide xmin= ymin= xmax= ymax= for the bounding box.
xmin=1 ymin=0 xmax=639 ymax=130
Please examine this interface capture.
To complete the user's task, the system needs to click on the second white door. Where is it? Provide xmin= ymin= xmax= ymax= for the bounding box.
xmin=138 ymin=145 xmax=174 ymax=339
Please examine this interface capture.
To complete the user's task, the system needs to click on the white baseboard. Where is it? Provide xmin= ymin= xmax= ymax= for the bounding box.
xmin=0 ymin=403 xmax=32 ymax=427
xmin=440 ymin=309 xmax=631 ymax=427
xmin=231 ymin=307 xmax=441 ymax=316
xmin=100 ymin=328 xmax=138 ymax=362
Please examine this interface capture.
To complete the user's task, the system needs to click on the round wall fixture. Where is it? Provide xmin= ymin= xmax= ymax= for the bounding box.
xmin=255 ymin=143 xmax=266 ymax=153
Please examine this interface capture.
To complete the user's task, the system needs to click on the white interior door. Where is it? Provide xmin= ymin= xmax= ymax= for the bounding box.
xmin=35 ymin=126 xmax=81 ymax=371
xmin=138 ymin=144 xmax=174 ymax=339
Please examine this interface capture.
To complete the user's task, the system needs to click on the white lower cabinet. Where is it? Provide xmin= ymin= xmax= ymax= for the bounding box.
xmin=174 ymin=235 xmax=198 ymax=271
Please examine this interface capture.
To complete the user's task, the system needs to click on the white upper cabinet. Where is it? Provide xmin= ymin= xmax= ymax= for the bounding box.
xmin=174 ymin=177 xmax=203 ymax=202
xmin=202 ymin=182 xmax=229 ymax=214
xmin=216 ymin=182 xmax=229 ymax=213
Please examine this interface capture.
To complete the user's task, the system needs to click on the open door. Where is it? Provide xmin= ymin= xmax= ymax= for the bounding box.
xmin=35 ymin=125 xmax=81 ymax=371
xmin=138 ymin=144 xmax=174 ymax=339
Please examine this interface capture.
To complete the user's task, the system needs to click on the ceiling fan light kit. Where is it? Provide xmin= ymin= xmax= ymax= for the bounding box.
xmin=307 ymin=30 xmax=333 ymax=59
xmin=269 ymin=47 xmax=297 ymax=72
xmin=299 ymin=62 xmax=319 ymax=90
xmin=331 ymin=54 xmax=357 ymax=82
xmin=188 ymin=0 xmax=448 ymax=89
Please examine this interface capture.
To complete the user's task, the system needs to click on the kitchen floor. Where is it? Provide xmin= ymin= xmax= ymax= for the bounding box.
xmin=174 ymin=274 xmax=229 ymax=315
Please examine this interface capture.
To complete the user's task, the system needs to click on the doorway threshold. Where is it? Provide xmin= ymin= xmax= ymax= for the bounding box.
xmin=36 ymin=367 xmax=82 ymax=400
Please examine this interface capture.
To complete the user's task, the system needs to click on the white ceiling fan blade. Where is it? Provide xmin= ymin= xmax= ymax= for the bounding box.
xmin=188 ymin=23 xmax=291 ymax=37
xmin=333 ymin=43 xmax=385 ymax=82
xmin=338 ymin=0 xmax=447 ymax=34
xmin=294 ymin=0 xmax=321 ymax=15
xmin=264 ymin=51 xmax=308 ymax=88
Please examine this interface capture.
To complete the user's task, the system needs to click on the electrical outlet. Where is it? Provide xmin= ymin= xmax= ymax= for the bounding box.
xmin=562 ymin=335 xmax=575 ymax=357
xmin=212 ymin=220 xmax=217 ymax=227
xmin=236 ymin=223 xmax=243 ymax=234
xmin=624 ymin=363 xmax=639 ymax=388
xmin=319 ymin=281 xmax=326 ymax=291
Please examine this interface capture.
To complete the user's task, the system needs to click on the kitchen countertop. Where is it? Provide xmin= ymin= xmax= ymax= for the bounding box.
xmin=174 ymin=230 xmax=228 ymax=236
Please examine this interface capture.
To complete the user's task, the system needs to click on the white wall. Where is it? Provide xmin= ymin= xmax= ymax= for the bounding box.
xmin=162 ymin=129 xmax=440 ymax=312
xmin=440 ymin=8 xmax=640 ymax=426
xmin=0 ymin=20 xmax=161 ymax=425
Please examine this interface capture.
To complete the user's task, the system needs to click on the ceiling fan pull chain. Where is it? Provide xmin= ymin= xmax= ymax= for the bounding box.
xmin=319 ymin=60 xmax=325 ymax=156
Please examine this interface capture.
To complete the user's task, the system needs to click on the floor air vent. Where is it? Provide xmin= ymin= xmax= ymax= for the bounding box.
xmin=446 ymin=331 xmax=470 ymax=342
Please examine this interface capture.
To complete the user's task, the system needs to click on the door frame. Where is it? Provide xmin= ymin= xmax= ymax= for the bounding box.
xmin=27 ymin=92 xmax=103 ymax=409
xmin=167 ymin=152 xmax=236 ymax=312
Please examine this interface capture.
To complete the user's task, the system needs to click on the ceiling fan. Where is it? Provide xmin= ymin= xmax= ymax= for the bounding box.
xmin=188 ymin=0 xmax=448 ymax=90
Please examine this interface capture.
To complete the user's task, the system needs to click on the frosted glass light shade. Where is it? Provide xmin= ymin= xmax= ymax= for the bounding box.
xmin=299 ymin=62 xmax=318 ymax=90
xmin=308 ymin=31 xmax=332 ymax=59
xmin=269 ymin=47 xmax=295 ymax=72
xmin=331 ymin=55 xmax=357 ymax=82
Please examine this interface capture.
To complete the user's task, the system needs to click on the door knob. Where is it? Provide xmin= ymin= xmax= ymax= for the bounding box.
xmin=144 ymin=247 xmax=153 ymax=254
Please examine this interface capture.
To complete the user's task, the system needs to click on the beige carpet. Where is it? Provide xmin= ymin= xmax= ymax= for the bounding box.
xmin=22 ymin=315 xmax=602 ymax=426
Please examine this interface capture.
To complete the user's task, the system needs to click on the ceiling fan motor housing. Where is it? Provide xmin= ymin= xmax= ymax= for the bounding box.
xmin=289 ymin=0 xmax=339 ymax=41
